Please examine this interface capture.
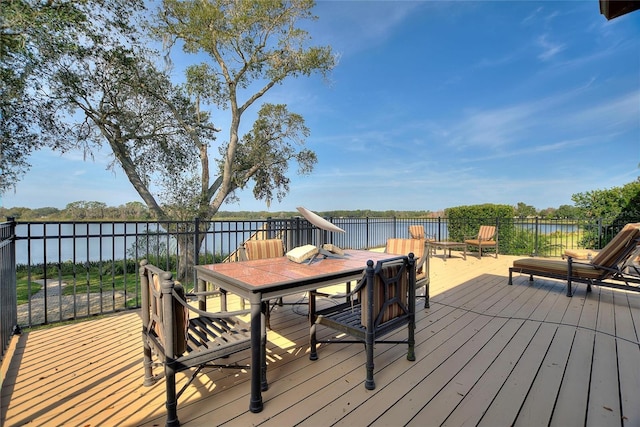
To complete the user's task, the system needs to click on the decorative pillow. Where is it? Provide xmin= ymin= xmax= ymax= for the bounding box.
xmin=360 ymin=262 xmax=408 ymax=327
xmin=286 ymin=244 xmax=319 ymax=263
xmin=245 ymin=239 xmax=284 ymax=260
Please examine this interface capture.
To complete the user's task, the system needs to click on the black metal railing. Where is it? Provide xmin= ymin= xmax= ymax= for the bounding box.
xmin=1 ymin=218 xmax=17 ymax=363
xmin=10 ymin=215 xmax=638 ymax=328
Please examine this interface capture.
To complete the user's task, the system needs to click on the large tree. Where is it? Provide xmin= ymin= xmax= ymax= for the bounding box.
xmin=2 ymin=0 xmax=335 ymax=277
xmin=154 ymin=0 xmax=335 ymax=213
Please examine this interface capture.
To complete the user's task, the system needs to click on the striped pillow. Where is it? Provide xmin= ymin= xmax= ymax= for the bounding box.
xmin=386 ymin=238 xmax=425 ymax=274
xmin=360 ymin=262 xmax=409 ymax=327
xmin=245 ymin=239 xmax=285 ymax=260
xmin=408 ymin=225 xmax=424 ymax=239
xmin=478 ymin=225 xmax=496 ymax=241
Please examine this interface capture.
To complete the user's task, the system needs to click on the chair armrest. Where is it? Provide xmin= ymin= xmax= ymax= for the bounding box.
xmin=238 ymin=244 xmax=248 ymax=262
xmin=565 ymin=255 xmax=588 ymax=263
xmin=310 ymin=290 xmax=332 ymax=298
xmin=186 ymin=290 xmax=222 ymax=298
xmin=414 ymin=249 xmax=428 ymax=273
xmin=173 ymin=289 xmax=251 ymax=318
xmin=311 ymin=275 xmax=366 ymax=301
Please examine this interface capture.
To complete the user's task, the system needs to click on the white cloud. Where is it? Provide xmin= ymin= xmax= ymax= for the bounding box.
xmin=536 ymin=34 xmax=566 ymax=61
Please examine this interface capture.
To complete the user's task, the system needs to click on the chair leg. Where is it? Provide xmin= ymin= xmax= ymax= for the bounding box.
xmin=424 ymin=282 xmax=430 ymax=308
xmin=309 ymin=323 xmax=319 ymax=361
xmin=364 ymin=334 xmax=375 ymax=390
xmin=165 ymin=358 xmax=180 ymax=427
xmin=407 ymin=317 xmax=416 ymax=362
xmin=143 ymin=336 xmax=155 ymax=386
xmin=309 ymin=293 xmax=319 ymax=360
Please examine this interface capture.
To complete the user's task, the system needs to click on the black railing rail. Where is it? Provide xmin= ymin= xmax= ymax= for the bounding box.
xmin=10 ymin=216 xmax=638 ymax=328
xmin=1 ymin=218 xmax=18 ymax=363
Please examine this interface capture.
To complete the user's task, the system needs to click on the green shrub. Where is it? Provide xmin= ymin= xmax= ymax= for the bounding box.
xmin=445 ymin=204 xmax=515 ymax=254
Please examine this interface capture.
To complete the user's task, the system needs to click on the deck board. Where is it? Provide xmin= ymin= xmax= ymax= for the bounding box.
xmin=441 ymin=319 xmax=536 ymax=427
xmin=587 ymin=286 xmax=621 ymax=426
xmin=2 ymin=253 xmax=640 ymax=427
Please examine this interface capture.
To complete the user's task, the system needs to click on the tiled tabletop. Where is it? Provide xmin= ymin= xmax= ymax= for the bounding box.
xmin=196 ymin=249 xmax=393 ymax=292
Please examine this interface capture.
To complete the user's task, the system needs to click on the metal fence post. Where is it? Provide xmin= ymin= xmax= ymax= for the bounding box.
xmin=531 ymin=217 xmax=540 ymax=256
xmin=194 ymin=217 xmax=200 ymax=265
xmin=1 ymin=217 xmax=18 ymax=363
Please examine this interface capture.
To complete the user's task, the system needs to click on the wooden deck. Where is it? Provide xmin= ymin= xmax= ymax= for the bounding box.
xmin=2 ymin=252 xmax=639 ymax=427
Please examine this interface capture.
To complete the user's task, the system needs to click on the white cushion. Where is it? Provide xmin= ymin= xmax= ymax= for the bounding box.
xmin=286 ymin=245 xmax=319 ymax=263
xmin=322 ymin=243 xmax=344 ymax=256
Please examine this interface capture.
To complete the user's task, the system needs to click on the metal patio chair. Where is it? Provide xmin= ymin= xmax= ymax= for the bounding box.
xmin=309 ymin=255 xmax=416 ymax=390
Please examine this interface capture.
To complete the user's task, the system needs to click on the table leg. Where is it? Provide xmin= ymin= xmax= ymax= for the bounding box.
xmin=249 ymin=296 xmax=263 ymax=413
xmin=261 ymin=301 xmax=268 ymax=392
xmin=197 ymin=278 xmax=206 ymax=311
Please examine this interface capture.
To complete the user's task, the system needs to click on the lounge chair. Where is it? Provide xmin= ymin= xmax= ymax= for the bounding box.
xmin=385 ymin=238 xmax=431 ymax=308
xmin=508 ymin=223 xmax=640 ymax=296
xmin=140 ymin=261 xmax=251 ymax=427
xmin=309 ymin=255 xmax=416 ymax=390
xmin=464 ymin=225 xmax=498 ymax=259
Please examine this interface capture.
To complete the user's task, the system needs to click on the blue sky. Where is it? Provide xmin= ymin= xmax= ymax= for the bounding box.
xmin=2 ymin=1 xmax=639 ymax=213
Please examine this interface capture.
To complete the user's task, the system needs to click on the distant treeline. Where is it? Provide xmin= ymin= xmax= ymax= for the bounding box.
xmin=0 ymin=201 xmax=440 ymax=221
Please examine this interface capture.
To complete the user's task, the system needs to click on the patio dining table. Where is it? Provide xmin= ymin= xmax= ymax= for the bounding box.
xmin=194 ymin=249 xmax=395 ymax=414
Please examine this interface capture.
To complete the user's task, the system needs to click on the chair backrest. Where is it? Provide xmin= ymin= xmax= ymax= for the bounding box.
xmin=590 ymin=223 xmax=640 ymax=267
xmin=408 ymin=225 xmax=424 ymax=239
xmin=477 ymin=225 xmax=496 ymax=241
xmin=359 ymin=257 xmax=413 ymax=327
xmin=244 ymin=239 xmax=285 ymax=260
xmin=386 ymin=238 xmax=426 ymax=275
xmin=386 ymin=238 xmax=425 ymax=257
xmin=140 ymin=262 xmax=188 ymax=357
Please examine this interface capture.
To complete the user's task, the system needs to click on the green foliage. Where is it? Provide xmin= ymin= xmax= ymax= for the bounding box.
xmin=16 ymin=259 xmax=140 ymax=305
xmin=515 ymin=202 xmax=536 ymax=218
xmin=553 ymin=204 xmax=584 ymax=219
xmin=126 ymin=232 xmax=172 ymax=260
xmin=16 ymin=281 xmax=41 ymax=305
xmin=229 ymin=103 xmax=317 ymax=206
xmin=572 ymin=179 xmax=640 ymax=220
xmin=509 ymin=229 xmax=564 ymax=256
xmin=1 ymin=0 xmax=147 ymax=194
xmin=0 ymin=202 xmax=153 ymax=221
xmin=572 ymin=179 xmax=640 ymax=248
xmin=445 ymin=204 xmax=515 ymax=254
xmin=1 ymin=204 xmax=438 ymax=221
